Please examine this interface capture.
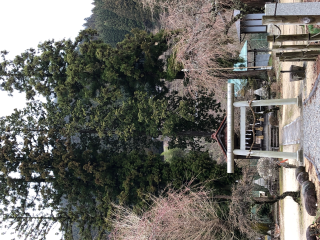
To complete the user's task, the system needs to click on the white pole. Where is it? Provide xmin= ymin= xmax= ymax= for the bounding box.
xmin=233 ymin=98 xmax=301 ymax=107
xmin=233 ymin=149 xmax=300 ymax=160
xmin=181 ymin=66 xmax=272 ymax=71
xmin=227 ymin=84 xmax=234 ymax=173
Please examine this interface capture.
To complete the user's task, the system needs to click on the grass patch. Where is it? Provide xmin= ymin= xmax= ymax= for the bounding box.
xmin=308 ymin=25 xmax=320 ymax=34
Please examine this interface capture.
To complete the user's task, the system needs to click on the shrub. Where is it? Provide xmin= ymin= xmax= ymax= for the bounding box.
xmin=108 ymin=184 xmax=234 ymax=240
xmin=308 ymin=25 xmax=320 ymax=34
xmin=160 ymin=148 xmax=186 ymax=163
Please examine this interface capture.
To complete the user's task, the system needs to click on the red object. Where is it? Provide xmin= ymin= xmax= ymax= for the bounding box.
xmin=279 ymin=159 xmax=288 ymax=163
xmin=277 ymin=159 xmax=289 ymax=166
xmin=211 ymin=117 xmax=227 ymax=158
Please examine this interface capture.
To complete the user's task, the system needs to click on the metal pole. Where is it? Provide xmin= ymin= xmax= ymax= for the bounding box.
xmin=233 ymin=149 xmax=301 ymax=160
xmin=227 ymin=83 xmax=234 ymax=173
xmin=233 ymin=97 xmax=301 ymax=107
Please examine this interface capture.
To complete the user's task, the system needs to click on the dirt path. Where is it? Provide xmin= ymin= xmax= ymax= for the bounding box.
xmin=274 ymin=0 xmax=320 ymax=239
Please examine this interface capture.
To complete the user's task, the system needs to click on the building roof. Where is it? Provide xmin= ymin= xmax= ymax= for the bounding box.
xmin=211 ymin=116 xmax=227 ymax=157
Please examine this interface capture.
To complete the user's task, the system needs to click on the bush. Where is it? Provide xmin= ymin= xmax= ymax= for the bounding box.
xmin=308 ymin=25 xmax=320 ymax=34
xmin=109 ymin=184 xmax=237 ymax=240
xmin=161 ymin=148 xmax=186 ymax=163
xmin=257 ymin=203 xmax=272 ymax=219
xmin=168 ymin=151 xmax=242 ymax=194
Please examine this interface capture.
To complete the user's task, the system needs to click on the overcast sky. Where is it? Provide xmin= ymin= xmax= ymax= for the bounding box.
xmin=0 ymin=1 xmax=93 ymax=239
xmin=0 ymin=0 xmax=93 ymax=116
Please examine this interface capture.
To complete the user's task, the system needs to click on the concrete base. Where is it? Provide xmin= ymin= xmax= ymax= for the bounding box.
xmin=297 ymin=95 xmax=302 ymax=108
xmin=297 ymin=149 xmax=304 ymax=164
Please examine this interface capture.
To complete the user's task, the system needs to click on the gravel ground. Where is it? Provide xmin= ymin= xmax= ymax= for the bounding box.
xmin=303 ymin=73 xmax=320 ymax=180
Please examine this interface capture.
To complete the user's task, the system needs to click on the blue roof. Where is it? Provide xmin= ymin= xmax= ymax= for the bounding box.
xmin=234 ymin=41 xmax=247 ymax=71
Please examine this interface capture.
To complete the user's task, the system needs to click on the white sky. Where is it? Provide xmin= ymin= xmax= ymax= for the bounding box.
xmin=0 ymin=0 xmax=94 ymax=239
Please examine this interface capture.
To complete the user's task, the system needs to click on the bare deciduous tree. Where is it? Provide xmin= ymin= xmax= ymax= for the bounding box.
xmin=109 ymin=183 xmax=242 ymax=240
xmin=108 ymin=168 xmax=299 ymax=239
xmin=218 ymin=167 xmax=298 ymax=237
xmin=161 ymin=0 xmax=239 ymax=95
xmin=137 ymin=0 xmax=265 ymax=100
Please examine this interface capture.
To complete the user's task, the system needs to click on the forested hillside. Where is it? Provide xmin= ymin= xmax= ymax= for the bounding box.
xmin=83 ymin=0 xmax=155 ymax=47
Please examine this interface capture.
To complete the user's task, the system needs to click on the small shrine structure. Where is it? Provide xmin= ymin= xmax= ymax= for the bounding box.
xmin=226 ymin=83 xmax=303 ymax=173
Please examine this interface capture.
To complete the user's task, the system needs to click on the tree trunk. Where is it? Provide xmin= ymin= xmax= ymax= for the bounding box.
xmin=252 ymin=191 xmax=299 ymax=204
xmin=176 ymin=131 xmax=212 ymax=137
xmin=212 ymin=191 xmax=299 ymax=204
xmin=213 ymin=70 xmax=269 ymax=79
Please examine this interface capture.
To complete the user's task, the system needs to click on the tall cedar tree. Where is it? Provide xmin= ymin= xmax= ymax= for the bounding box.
xmin=0 ymin=29 xmax=228 ymax=239
xmin=0 ymin=28 xmax=223 ymax=149
xmin=0 ymin=118 xmax=240 ymax=239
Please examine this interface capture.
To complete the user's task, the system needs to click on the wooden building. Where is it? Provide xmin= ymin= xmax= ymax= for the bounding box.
xmin=234 ymin=10 xmax=267 ymax=42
